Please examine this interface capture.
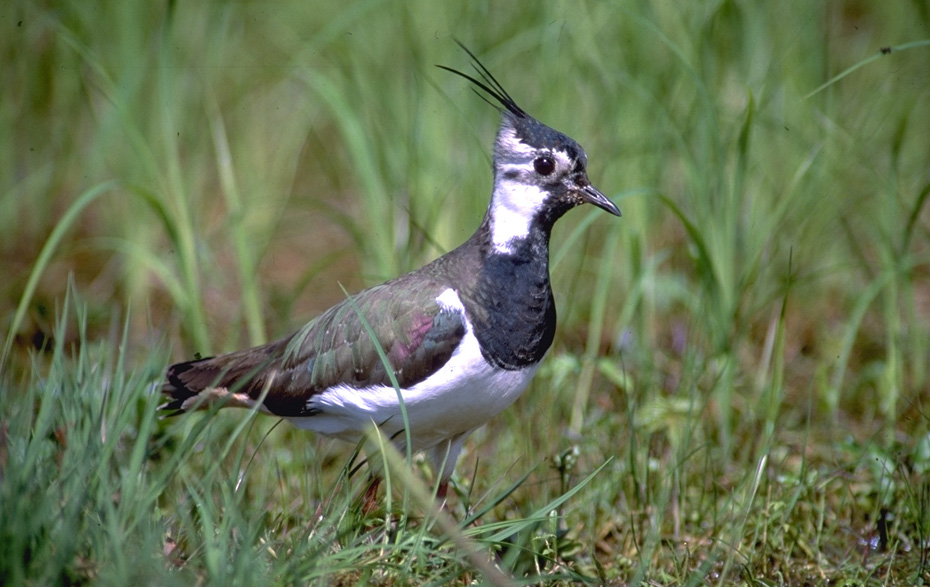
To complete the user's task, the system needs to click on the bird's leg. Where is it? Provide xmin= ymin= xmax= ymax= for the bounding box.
xmin=361 ymin=476 xmax=381 ymax=515
xmin=436 ymin=479 xmax=449 ymax=503
xmin=430 ymin=436 xmax=467 ymax=511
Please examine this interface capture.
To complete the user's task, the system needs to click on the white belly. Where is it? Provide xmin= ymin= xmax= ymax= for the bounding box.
xmin=286 ymin=288 xmax=540 ymax=453
xmin=288 ymin=331 xmax=538 ymax=452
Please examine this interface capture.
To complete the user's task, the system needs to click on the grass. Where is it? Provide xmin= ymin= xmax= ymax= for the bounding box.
xmin=3 ymin=1 xmax=930 ymax=584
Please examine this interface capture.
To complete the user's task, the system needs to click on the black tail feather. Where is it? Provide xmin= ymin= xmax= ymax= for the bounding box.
xmin=159 ymin=356 xmax=217 ymax=415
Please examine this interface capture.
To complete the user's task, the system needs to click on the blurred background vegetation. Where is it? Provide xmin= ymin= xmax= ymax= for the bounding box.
xmin=2 ymin=0 xmax=929 ymax=584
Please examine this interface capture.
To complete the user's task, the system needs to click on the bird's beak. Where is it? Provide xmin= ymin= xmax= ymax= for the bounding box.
xmin=579 ymin=183 xmax=621 ymax=217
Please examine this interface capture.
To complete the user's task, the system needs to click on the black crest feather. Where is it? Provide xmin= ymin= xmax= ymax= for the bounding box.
xmin=436 ymin=40 xmax=527 ymax=119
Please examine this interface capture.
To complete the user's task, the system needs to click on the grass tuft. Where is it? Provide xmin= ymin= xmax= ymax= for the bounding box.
xmin=3 ymin=1 xmax=930 ymax=583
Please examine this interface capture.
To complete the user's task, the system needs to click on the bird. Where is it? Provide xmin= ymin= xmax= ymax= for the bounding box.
xmin=161 ymin=43 xmax=620 ymax=508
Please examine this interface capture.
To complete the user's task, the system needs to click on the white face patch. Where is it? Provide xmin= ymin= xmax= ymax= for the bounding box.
xmin=496 ymin=122 xmax=536 ymax=159
xmin=489 ymin=180 xmax=548 ymax=254
xmin=489 ymin=124 xmax=578 ymax=254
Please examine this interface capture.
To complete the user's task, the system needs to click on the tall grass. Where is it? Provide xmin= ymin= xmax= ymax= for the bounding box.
xmin=3 ymin=1 xmax=930 ymax=583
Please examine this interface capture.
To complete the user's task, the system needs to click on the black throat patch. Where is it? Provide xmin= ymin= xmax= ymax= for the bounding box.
xmin=464 ymin=225 xmax=556 ymax=370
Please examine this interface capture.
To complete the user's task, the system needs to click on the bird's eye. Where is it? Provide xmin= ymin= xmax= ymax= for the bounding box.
xmin=533 ymin=156 xmax=555 ymax=176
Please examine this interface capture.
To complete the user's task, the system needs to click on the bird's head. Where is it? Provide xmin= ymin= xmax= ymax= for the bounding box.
xmin=438 ymin=43 xmax=619 ymax=253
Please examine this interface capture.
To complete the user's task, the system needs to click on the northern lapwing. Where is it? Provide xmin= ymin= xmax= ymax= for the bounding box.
xmin=161 ymin=44 xmax=620 ymax=507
